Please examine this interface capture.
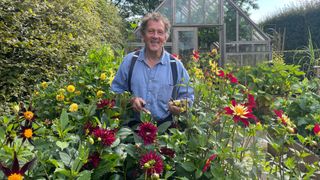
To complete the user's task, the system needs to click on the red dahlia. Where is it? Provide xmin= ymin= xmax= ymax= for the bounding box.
xmin=314 ymin=123 xmax=320 ymax=136
xmin=202 ymin=154 xmax=217 ymax=172
xmin=160 ymin=147 xmax=175 ymax=158
xmin=139 ymin=151 xmax=163 ymax=175
xmin=97 ymin=99 xmax=115 ymax=109
xmin=93 ymin=127 xmax=116 ymax=146
xmin=138 ymin=122 xmax=158 ymax=145
xmin=224 ymin=99 xmax=258 ymax=127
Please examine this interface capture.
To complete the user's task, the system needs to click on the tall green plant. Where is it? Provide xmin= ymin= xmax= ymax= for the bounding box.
xmin=0 ymin=0 xmax=124 ymax=114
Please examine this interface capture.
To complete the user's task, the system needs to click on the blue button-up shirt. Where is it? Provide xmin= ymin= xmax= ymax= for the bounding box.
xmin=111 ymin=48 xmax=194 ymax=121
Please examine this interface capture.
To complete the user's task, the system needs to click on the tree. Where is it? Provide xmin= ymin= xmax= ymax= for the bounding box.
xmin=112 ymin=0 xmax=162 ymax=19
xmin=0 ymin=0 xmax=124 ymax=113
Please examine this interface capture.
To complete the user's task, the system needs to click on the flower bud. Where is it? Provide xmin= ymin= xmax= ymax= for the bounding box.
xmin=151 ymin=173 xmax=160 ymax=180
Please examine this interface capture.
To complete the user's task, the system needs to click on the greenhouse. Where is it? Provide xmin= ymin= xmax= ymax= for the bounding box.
xmin=128 ymin=0 xmax=272 ymax=66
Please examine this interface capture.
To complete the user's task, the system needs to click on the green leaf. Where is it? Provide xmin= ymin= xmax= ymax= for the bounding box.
xmin=284 ymin=157 xmax=295 ymax=169
xmin=158 ymin=121 xmax=171 ymax=134
xmin=56 ymin=141 xmax=69 ymax=151
xmin=59 ymin=152 xmax=71 ymax=166
xmin=60 ymin=109 xmax=69 ymax=131
xmin=296 ymin=134 xmax=305 ymax=144
xmin=117 ymin=127 xmax=133 ymax=138
xmin=77 ymin=170 xmax=92 ymax=180
xmin=164 ymin=171 xmax=175 ymax=179
xmin=55 ymin=168 xmax=72 ymax=177
xmin=72 ymin=158 xmax=83 ymax=173
xmin=48 ymin=159 xmax=64 ymax=168
xmin=181 ymin=162 xmax=196 ymax=172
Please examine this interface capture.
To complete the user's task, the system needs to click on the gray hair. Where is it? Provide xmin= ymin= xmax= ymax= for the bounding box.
xmin=140 ymin=12 xmax=171 ymax=37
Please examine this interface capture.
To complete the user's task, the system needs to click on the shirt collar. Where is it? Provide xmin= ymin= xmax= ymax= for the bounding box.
xmin=138 ymin=47 xmax=169 ymax=65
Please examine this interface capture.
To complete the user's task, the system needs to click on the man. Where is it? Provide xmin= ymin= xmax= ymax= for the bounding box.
xmin=111 ymin=12 xmax=194 ymax=127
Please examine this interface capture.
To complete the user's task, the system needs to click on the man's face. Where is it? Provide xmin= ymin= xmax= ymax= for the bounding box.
xmin=143 ymin=20 xmax=168 ymax=54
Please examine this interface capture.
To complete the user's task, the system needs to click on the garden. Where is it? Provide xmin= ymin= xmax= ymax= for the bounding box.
xmin=1 ymin=45 xmax=320 ymax=179
xmin=1 ymin=0 xmax=320 ymax=180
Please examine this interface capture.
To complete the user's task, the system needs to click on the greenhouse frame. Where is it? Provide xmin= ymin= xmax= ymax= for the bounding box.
xmin=128 ymin=0 xmax=272 ymax=66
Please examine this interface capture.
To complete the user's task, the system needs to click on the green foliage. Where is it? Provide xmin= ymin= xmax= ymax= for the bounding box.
xmin=1 ymin=48 xmax=320 ymax=179
xmin=0 ymin=0 xmax=124 ymax=114
xmin=236 ymin=62 xmax=304 ymax=122
xmin=261 ymin=1 xmax=320 ymax=51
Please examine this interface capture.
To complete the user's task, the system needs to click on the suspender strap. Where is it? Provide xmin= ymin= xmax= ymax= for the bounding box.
xmin=128 ymin=50 xmax=140 ymax=93
xmin=170 ymin=55 xmax=178 ymax=99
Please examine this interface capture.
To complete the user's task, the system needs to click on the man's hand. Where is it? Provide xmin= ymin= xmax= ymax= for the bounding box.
xmin=131 ymin=97 xmax=150 ymax=113
xmin=168 ymin=102 xmax=181 ymax=115
xmin=168 ymin=99 xmax=188 ymax=115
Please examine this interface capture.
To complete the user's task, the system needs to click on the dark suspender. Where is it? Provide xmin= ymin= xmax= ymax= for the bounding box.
xmin=128 ymin=51 xmax=140 ymax=93
xmin=128 ymin=50 xmax=178 ymax=99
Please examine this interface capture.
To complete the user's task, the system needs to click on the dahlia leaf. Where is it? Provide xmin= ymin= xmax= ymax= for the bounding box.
xmin=158 ymin=121 xmax=171 ymax=134
xmin=60 ymin=109 xmax=69 ymax=131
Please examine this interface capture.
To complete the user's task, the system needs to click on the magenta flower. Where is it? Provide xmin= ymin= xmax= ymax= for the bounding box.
xmin=139 ymin=151 xmax=163 ymax=175
xmin=138 ymin=122 xmax=158 ymax=145
xmin=93 ymin=127 xmax=116 ymax=146
xmin=313 ymin=124 xmax=320 ymax=136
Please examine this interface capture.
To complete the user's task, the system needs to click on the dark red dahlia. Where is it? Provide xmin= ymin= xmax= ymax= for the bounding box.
xmin=138 ymin=122 xmax=158 ymax=145
xmin=83 ymin=122 xmax=98 ymax=135
xmin=160 ymin=147 xmax=175 ymax=158
xmin=82 ymin=152 xmax=101 ymax=170
xmin=97 ymin=99 xmax=115 ymax=109
xmin=93 ymin=127 xmax=116 ymax=147
xmin=139 ymin=151 xmax=163 ymax=175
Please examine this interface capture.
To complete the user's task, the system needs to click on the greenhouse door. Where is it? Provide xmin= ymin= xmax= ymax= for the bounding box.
xmin=173 ymin=27 xmax=198 ymax=59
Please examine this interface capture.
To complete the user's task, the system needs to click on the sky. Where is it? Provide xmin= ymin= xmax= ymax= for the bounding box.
xmin=249 ymin=0 xmax=307 ymax=23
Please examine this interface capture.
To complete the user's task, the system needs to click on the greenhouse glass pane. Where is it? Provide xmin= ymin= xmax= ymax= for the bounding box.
xmin=225 ymin=1 xmax=236 ymax=42
xmin=205 ymin=0 xmax=219 ymax=24
xmin=158 ymin=0 xmax=173 ymax=24
xmin=178 ymin=31 xmax=195 ymax=59
xmin=239 ymin=16 xmax=253 ymax=41
xmin=190 ymin=0 xmax=204 ymax=24
xmin=175 ymin=0 xmax=219 ymax=25
xmin=175 ymin=0 xmax=189 ymax=24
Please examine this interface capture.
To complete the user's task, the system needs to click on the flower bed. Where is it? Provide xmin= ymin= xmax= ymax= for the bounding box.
xmin=0 ymin=46 xmax=319 ymax=179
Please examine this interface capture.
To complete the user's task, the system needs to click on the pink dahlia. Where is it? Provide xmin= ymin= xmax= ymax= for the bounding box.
xmin=139 ymin=151 xmax=163 ymax=175
xmin=138 ymin=122 xmax=158 ymax=145
xmin=93 ymin=127 xmax=116 ymax=146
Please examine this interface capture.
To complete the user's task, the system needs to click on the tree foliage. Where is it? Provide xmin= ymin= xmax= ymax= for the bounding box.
xmin=261 ymin=1 xmax=320 ymax=51
xmin=0 ymin=0 xmax=124 ymax=113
